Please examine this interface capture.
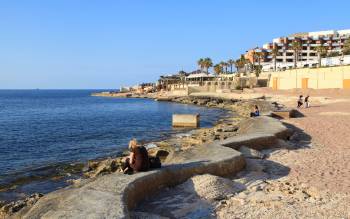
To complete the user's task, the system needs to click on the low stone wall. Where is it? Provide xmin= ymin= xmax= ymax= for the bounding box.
xmin=15 ymin=116 xmax=292 ymax=219
xmin=266 ymin=65 xmax=350 ymax=90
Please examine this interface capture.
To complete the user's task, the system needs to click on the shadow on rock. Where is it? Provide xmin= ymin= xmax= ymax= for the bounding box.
xmin=133 ymin=174 xmax=245 ymax=219
xmin=282 ymin=121 xmax=312 ymax=149
xmin=132 ymin=118 xmax=312 ymax=219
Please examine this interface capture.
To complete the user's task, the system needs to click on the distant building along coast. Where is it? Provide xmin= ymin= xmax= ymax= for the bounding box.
xmin=245 ymin=29 xmax=350 ymax=71
xmin=101 ymin=29 xmax=350 ymax=95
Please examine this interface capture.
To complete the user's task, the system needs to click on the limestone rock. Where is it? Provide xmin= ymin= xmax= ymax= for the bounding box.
xmin=0 ymin=193 xmax=43 ymax=217
xmin=131 ymin=211 xmax=170 ymax=219
xmin=196 ymin=99 xmax=209 ymax=106
xmin=148 ymin=148 xmax=170 ymax=162
xmin=180 ymin=174 xmax=243 ymax=201
xmin=155 ymin=149 xmax=169 ymax=159
xmin=239 ymin=146 xmax=266 ymax=159
xmin=84 ymin=157 xmax=122 ymax=178
xmin=223 ymin=126 xmax=238 ymax=132
xmin=244 ymin=158 xmax=265 ymax=172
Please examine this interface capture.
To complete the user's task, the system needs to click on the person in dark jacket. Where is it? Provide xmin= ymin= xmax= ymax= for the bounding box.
xmin=297 ymin=95 xmax=303 ymax=108
xmin=304 ymin=95 xmax=310 ymax=108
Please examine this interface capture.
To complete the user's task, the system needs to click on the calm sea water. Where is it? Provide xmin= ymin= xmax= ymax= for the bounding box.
xmin=0 ymin=90 xmax=226 ymax=201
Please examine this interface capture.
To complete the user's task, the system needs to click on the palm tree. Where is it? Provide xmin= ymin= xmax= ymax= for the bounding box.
xmin=213 ymin=64 xmax=222 ymax=75
xmin=270 ymin=45 xmax=279 ymax=71
xmin=314 ymin=45 xmax=327 ymax=67
xmin=251 ymin=50 xmax=257 ymax=67
xmin=234 ymin=59 xmax=243 ymax=74
xmin=224 ymin=62 xmax=228 ymax=73
xmin=343 ymin=39 xmax=350 ymax=55
xmin=197 ymin=58 xmax=204 ymax=72
xmin=291 ymin=41 xmax=302 ymax=68
xmin=227 ymin=59 xmax=235 ymax=73
xmin=219 ymin=61 xmax=228 ymax=74
xmin=257 ymin=52 xmax=265 ymax=67
xmin=239 ymin=55 xmax=248 ymax=74
xmin=203 ymin=57 xmax=213 ymax=73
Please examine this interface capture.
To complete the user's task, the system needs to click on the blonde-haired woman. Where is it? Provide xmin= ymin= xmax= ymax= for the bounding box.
xmin=122 ymin=139 xmax=149 ymax=174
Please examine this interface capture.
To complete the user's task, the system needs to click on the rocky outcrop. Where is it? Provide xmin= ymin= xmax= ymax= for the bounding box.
xmin=84 ymin=157 xmax=123 ymax=178
xmin=0 ymin=193 xmax=43 ymax=219
xmin=12 ymin=114 xmax=292 ymax=219
xmin=239 ymin=146 xmax=266 ymax=159
xmin=14 ymin=141 xmax=245 ymax=219
xmin=221 ymin=116 xmax=293 ymax=150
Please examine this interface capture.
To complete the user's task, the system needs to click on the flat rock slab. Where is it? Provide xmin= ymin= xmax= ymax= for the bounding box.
xmin=271 ymin=109 xmax=303 ymax=119
xmin=15 ymin=116 xmax=291 ymax=219
xmin=221 ymin=116 xmax=292 ymax=150
xmin=16 ymin=142 xmax=245 ymax=219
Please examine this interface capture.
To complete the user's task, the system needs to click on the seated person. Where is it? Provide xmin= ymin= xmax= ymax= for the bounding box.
xmin=250 ymin=105 xmax=260 ymax=117
xmin=122 ymin=139 xmax=149 ymax=174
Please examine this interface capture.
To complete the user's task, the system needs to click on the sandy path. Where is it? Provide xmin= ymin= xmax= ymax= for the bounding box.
xmin=217 ymin=93 xmax=350 ymax=218
xmin=277 ymin=100 xmax=350 ymax=194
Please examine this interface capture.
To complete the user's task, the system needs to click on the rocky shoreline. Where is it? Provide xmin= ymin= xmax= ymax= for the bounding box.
xmin=7 ymin=91 xmax=327 ymax=218
xmin=3 ymin=91 xmax=350 ymax=218
xmin=1 ymin=94 xmax=267 ymax=218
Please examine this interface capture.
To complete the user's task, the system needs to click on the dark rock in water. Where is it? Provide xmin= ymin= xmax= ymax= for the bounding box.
xmin=0 ymin=193 xmax=43 ymax=217
xmin=206 ymin=100 xmax=218 ymax=107
xmin=196 ymin=99 xmax=209 ymax=106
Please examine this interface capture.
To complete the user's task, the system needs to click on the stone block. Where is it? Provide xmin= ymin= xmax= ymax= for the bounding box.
xmin=172 ymin=114 xmax=200 ymax=127
xmin=271 ymin=110 xmax=291 ymax=119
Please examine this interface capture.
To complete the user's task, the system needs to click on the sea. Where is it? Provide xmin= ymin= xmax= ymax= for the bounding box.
xmin=0 ymin=90 xmax=227 ymax=202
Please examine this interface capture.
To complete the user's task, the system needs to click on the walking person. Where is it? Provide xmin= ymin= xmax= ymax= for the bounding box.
xmin=304 ymin=95 xmax=310 ymax=108
xmin=297 ymin=95 xmax=303 ymax=108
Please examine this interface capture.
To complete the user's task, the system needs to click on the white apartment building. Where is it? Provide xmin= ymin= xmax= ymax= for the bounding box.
xmin=249 ymin=29 xmax=350 ymax=71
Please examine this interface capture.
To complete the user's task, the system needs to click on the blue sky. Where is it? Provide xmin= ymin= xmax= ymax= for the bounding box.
xmin=1 ymin=0 xmax=349 ymax=89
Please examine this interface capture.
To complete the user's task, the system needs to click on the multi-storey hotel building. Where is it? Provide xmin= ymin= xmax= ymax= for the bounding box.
xmin=245 ymin=29 xmax=350 ymax=71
